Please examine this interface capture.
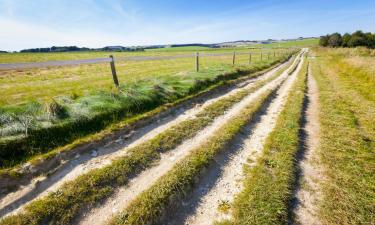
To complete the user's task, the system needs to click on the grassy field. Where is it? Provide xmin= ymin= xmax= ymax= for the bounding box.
xmin=2 ymin=43 xmax=372 ymax=225
xmin=0 ymin=48 xmax=271 ymax=63
xmin=144 ymin=38 xmax=319 ymax=52
xmin=0 ymin=49 xmax=285 ymax=106
xmin=251 ymin=38 xmax=318 ymax=48
xmin=310 ymin=47 xmax=374 ymax=224
xmin=145 ymin=46 xmax=212 ymax=52
xmin=0 ymin=46 xmax=294 ymax=169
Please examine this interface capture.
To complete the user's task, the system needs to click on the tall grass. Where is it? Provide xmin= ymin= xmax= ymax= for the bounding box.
xmin=311 ymin=47 xmax=374 ymax=224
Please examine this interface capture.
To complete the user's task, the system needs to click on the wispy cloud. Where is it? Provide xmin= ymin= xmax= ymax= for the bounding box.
xmin=1 ymin=0 xmax=374 ymax=51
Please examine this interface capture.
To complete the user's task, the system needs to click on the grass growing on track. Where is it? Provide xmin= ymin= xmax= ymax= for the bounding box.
xmin=310 ymin=47 xmax=374 ymax=224
xmin=109 ymin=78 xmax=281 ymax=225
xmin=287 ymin=53 xmax=302 ymax=75
xmin=216 ymin=55 xmax=307 ymax=225
xmin=0 ymin=58 xmax=293 ymax=225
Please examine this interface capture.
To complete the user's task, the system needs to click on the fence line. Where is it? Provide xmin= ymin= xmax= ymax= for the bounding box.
xmin=0 ymin=49 xmax=294 ymax=86
xmin=0 ymin=50 xmax=290 ymax=71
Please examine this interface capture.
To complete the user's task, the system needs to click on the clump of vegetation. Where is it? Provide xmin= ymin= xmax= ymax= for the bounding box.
xmin=319 ymin=30 xmax=375 ymax=48
xmin=217 ymin=200 xmax=231 ymax=214
xmin=44 ymin=99 xmax=69 ymax=121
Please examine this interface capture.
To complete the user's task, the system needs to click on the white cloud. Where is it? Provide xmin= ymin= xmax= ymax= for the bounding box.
xmin=0 ymin=16 xmax=250 ymax=51
xmin=0 ymin=18 xmax=131 ymax=51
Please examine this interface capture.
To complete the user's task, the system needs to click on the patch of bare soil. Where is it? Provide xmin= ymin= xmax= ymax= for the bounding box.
xmin=292 ymin=63 xmax=323 ymax=225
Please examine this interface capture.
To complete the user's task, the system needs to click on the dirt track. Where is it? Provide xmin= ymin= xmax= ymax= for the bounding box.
xmin=292 ymin=61 xmax=323 ymax=225
xmin=166 ymin=50 xmax=306 ymax=225
xmin=77 ymin=53 xmax=304 ymax=225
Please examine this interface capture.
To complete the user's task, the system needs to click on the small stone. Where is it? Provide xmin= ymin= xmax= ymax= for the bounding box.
xmin=115 ymin=139 xmax=124 ymax=145
xmin=20 ymin=162 xmax=32 ymax=173
xmin=91 ymin=150 xmax=98 ymax=157
xmin=75 ymin=154 xmax=80 ymax=159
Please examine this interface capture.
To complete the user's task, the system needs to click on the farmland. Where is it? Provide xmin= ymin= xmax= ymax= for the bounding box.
xmin=0 ymin=47 xmax=295 ymax=170
xmin=0 ymin=43 xmax=374 ymax=225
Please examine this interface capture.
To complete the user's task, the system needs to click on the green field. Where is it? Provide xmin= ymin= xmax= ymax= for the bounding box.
xmin=0 ymin=46 xmax=294 ymax=169
xmin=144 ymin=38 xmax=319 ymax=52
xmin=252 ymin=38 xmax=319 ymax=48
xmin=145 ymin=46 xmax=212 ymax=52
xmin=0 ymin=49 xmax=285 ymax=106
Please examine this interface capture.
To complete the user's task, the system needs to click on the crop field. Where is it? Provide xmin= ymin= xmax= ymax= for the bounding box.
xmin=0 ymin=43 xmax=373 ymax=225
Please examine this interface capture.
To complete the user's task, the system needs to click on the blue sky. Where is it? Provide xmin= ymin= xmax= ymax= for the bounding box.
xmin=1 ymin=0 xmax=375 ymax=51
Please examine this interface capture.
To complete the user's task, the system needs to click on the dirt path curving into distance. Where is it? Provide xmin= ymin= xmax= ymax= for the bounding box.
xmin=166 ymin=49 xmax=307 ymax=225
xmin=76 ymin=52 xmax=305 ymax=225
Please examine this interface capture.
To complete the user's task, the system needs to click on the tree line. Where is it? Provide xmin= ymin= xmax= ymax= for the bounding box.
xmin=319 ymin=30 xmax=375 ymax=48
xmin=20 ymin=46 xmax=145 ymax=53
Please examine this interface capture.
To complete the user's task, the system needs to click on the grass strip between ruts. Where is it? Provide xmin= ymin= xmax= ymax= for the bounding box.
xmin=109 ymin=73 xmax=283 ymax=225
xmin=216 ymin=56 xmax=308 ymax=225
xmin=0 ymin=55 xmax=295 ymax=225
xmin=287 ymin=52 xmax=302 ymax=75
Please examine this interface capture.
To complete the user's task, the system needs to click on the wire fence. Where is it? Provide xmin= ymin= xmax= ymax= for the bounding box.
xmin=0 ymin=49 xmax=293 ymax=86
xmin=0 ymin=50 xmax=291 ymax=70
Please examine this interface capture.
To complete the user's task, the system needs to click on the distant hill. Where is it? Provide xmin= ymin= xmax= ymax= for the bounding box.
xmin=19 ymin=45 xmax=145 ymax=53
xmin=16 ymin=37 xmax=319 ymax=53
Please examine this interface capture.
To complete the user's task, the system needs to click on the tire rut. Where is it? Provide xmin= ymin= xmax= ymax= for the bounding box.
xmin=291 ymin=60 xmax=323 ymax=225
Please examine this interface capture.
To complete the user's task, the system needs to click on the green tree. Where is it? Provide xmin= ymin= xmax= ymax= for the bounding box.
xmin=328 ymin=33 xmax=342 ymax=47
xmin=365 ymin=32 xmax=375 ymax=48
xmin=319 ymin=35 xmax=329 ymax=47
xmin=342 ymin=33 xmax=351 ymax=47
xmin=348 ymin=30 xmax=366 ymax=47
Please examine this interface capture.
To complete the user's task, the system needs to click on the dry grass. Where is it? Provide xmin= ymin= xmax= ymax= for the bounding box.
xmin=310 ymin=47 xmax=374 ymax=224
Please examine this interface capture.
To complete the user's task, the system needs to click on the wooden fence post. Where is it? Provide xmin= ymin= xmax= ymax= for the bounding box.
xmin=249 ymin=52 xmax=252 ymax=64
xmin=232 ymin=51 xmax=236 ymax=66
xmin=274 ymin=51 xmax=276 ymax=58
xmin=109 ymin=55 xmax=119 ymax=87
xmin=195 ymin=52 xmax=199 ymax=72
xmin=268 ymin=53 xmax=270 ymax=60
